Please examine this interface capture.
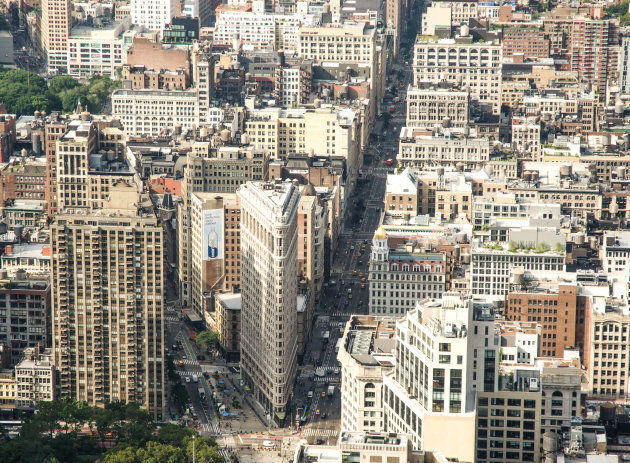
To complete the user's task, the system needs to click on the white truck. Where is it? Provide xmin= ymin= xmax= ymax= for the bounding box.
xmin=192 ymin=374 xmax=198 ymax=383
xmin=327 ymin=385 xmax=335 ymax=397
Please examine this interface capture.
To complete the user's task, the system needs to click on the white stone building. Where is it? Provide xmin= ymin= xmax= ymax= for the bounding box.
xmin=131 ymin=0 xmax=175 ymax=33
xmin=238 ymin=180 xmax=300 ymax=420
xmin=337 ymin=315 xmax=396 ymax=432
xmin=413 ymin=34 xmax=502 ymax=114
xmin=382 ymin=293 xmax=499 ymax=461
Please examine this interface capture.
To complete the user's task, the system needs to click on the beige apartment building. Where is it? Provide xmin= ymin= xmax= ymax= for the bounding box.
xmin=178 ymin=145 xmax=266 ymax=306
xmin=189 ymin=193 xmax=241 ymax=322
xmin=298 ymin=22 xmax=384 ymax=103
xmin=51 ymin=184 xmax=165 ymax=419
xmin=413 ymin=35 xmax=503 ymax=114
xmin=15 ymin=346 xmax=56 ymax=409
xmin=297 ymin=185 xmax=327 ymax=303
xmin=337 ymin=316 xmax=396 ymax=433
xmin=238 ymin=180 xmax=300 ymax=420
xmin=398 ymin=129 xmax=490 ymax=171
xmin=244 ymin=107 xmax=361 ymax=168
xmin=54 ymin=116 xmax=129 ymax=214
xmin=406 ymin=85 xmax=469 ymax=130
xmin=215 ymin=293 xmax=241 ymax=362
xmin=41 ymin=0 xmax=71 ymax=71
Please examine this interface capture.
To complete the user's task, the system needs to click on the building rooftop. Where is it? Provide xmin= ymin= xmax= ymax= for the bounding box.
xmin=217 ymin=293 xmax=241 ymax=311
xmin=2 ymin=243 xmax=49 ymax=260
xmin=341 ymin=315 xmax=396 ymax=367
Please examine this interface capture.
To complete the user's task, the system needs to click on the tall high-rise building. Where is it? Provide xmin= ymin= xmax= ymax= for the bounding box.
xmin=238 ymin=180 xmax=300 ymax=421
xmin=51 ymin=182 xmax=165 ymax=419
xmin=189 ymin=192 xmax=242 ymax=323
xmin=131 ymin=0 xmax=175 ymax=33
xmin=570 ymin=7 xmax=619 ymax=99
xmin=41 ymin=0 xmax=71 ymax=71
xmin=382 ymin=293 xmax=499 ymax=461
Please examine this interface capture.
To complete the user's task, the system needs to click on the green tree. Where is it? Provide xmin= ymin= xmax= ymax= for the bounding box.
xmin=49 ymin=75 xmax=81 ymax=94
xmin=157 ymin=424 xmax=197 ymax=447
xmin=195 ymin=330 xmax=218 ymax=350
xmin=136 ymin=441 xmax=184 ymax=463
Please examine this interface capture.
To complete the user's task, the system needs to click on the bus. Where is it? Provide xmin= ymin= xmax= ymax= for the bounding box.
xmin=301 ymin=401 xmax=309 ymax=423
xmin=335 ymin=338 xmax=343 ymax=353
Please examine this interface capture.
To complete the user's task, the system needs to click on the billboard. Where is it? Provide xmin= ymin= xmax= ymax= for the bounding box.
xmin=202 ymin=209 xmax=224 ymax=261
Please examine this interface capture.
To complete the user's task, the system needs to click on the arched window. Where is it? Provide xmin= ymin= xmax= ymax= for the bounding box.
xmin=552 ymin=391 xmax=563 ymax=398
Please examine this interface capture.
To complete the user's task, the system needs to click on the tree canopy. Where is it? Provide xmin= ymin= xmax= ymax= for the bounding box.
xmin=0 ymin=71 xmax=120 ymax=116
xmin=0 ymin=399 xmax=219 ymax=463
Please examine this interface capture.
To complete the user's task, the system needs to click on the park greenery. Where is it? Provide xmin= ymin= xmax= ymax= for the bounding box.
xmin=0 ymin=70 xmax=120 ymax=116
xmin=0 ymin=398 xmax=221 ymax=463
xmin=605 ymin=0 xmax=630 ymax=25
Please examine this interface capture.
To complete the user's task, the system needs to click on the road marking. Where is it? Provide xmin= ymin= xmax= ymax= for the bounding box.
xmin=301 ymin=428 xmax=339 ymax=437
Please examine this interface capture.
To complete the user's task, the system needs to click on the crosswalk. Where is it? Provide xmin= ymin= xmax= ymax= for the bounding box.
xmin=175 ymin=359 xmax=199 ymax=366
xmin=200 ymin=422 xmax=220 ymax=434
xmin=301 ymin=428 xmax=339 ymax=437
xmin=330 ymin=312 xmax=352 ymax=317
xmin=165 ymin=315 xmax=180 ymax=323
xmin=313 ymin=377 xmax=340 ymax=383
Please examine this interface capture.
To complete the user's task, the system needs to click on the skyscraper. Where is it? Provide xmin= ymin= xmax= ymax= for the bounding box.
xmin=238 ymin=180 xmax=300 ymax=421
xmin=41 ymin=0 xmax=71 ymax=71
xmin=51 ymin=182 xmax=165 ymax=419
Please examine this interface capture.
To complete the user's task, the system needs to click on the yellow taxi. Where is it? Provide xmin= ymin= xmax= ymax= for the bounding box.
xmin=316 ymin=409 xmax=321 ymax=414
xmin=353 ymin=270 xmax=358 ymax=276
xmin=361 ymin=283 xmax=366 ymax=289
xmin=358 ymin=273 xmax=364 ymax=278
xmin=348 ymin=293 xmax=353 ymax=300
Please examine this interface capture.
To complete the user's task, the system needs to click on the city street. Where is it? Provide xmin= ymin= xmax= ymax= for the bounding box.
xmin=160 ymin=40 xmax=413 ymax=449
xmin=291 ymin=62 xmax=411 ymax=441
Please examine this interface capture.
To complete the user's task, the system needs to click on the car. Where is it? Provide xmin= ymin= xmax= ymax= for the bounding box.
xmin=361 ymin=244 xmax=366 ymax=249
xmin=185 ymin=377 xmax=191 ymax=383
xmin=361 ymin=277 xmax=366 ymax=283
xmin=321 ymin=391 xmax=326 ymax=397
xmin=308 ymin=391 xmax=314 ymax=398
xmin=358 ymin=261 xmax=363 ymax=266
xmin=356 ymin=252 xmax=361 ymax=257
xmin=316 ymin=360 xmax=323 ymax=366
xmin=316 ymin=409 xmax=321 ymax=414
xmin=321 ymin=413 xmax=327 ymax=419
xmin=358 ymin=273 xmax=363 ymax=278
xmin=316 ymin=439 xmax=324 ymax=445
xmin=361 ymin=283 xmax=366 ymax=289
xmin=348 ymin=294 xmax=353 ymax=300
xmin=197 ymin=355 xmax=202 ymax=360
xmin=262 ymin=441 xmax=275 ymax=448
xmin=182 ymin=355 xmax=187 ymax=360
xmin=353 ymin=270 xmax=358 ymax=276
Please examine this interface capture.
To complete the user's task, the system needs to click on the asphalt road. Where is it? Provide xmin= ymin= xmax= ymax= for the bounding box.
xmin=292 ymin=64 xmax=412 ymax=440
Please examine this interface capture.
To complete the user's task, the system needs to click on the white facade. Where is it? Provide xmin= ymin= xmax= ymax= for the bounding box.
xmin=470 ymin=242 xmax=566 ymax=296
xmin=112 ymin=88 xmax=200 ymax=137
xmin=368 ymin=230 xmax=448 ymax=315
xmin=68 ymin=21 xmax=138 ymax=78
xmin=512 ymin=117 xmax=541 ymax=160
xmin=238 ymin=180 xmax=300 ymax=416
xmin=337 ymin=316 xmax=396 ymax=433
xmin=619 ymin=35 xmax=630 ymax=95
xmin=15 ymin=347 xmax=56 ymax=409
xmin=398 ymin=132 xmax=490 ymax=170
xmin=413 ymin=37 xmax=502 ymax=114
xmin=382 ymin=294 xmax=499 ymax=461
xmin=406 ymin=86 xmax=469 ymax=130
xmin=131 ymin=0 xmax=175 ymax=33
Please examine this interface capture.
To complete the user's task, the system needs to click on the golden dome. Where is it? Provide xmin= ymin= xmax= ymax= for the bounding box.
xmin=374 ymin=226 xmax=387 ymax=240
